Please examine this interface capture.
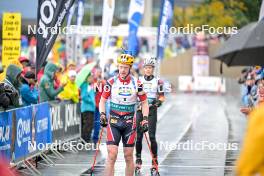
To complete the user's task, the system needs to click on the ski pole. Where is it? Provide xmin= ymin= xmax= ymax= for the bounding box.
xmin=90 ymin=127 xmax=104 ymax=173
xmin=144 ymin=132 xmax=159 ymax=173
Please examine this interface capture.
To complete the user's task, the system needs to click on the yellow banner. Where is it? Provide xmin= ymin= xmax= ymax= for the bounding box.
xmin=2 ymin=12 xmax=21 ymax=40
xmin=2 ymin=40 xmax=21 ymax=67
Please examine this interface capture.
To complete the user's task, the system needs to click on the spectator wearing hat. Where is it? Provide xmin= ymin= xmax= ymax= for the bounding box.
xmin=4 ymin=64 xmax=23 ymax=106
xmin=39 ymin=62 xmax=66 ymax=102
xmin=19 ymin=56 xmax=32 ymax=77
xmin=19 ymin=71 xmax=38 ymax=106
xmin=61 ymin=60 xmax=77 ymax=84
xmin=58 ymin=70 xmax=79 ymax=103
xmin=0 ymin=64 xmax=23 ymax=109
xmin=19 ymin=56 xmax=30 ymax=68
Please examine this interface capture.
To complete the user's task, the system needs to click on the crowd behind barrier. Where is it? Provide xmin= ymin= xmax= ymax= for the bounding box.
xmin=238 ymin=66 xmax=264 ymax=115
xmin=0 ymin=100 xmax=81 ymax=168
xmin=236 ymin=66 xmax=264 ymax=175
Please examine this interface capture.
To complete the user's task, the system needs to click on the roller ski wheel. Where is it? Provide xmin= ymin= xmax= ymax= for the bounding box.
xmin=150 ymin=167 xmax=160 ymax=176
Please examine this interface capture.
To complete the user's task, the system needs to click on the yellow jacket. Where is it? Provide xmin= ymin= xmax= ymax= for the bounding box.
xmin=236 ymin=103 xmax=264 ymax=176
xmin=58 ymin=78 xmax=79 ymax=103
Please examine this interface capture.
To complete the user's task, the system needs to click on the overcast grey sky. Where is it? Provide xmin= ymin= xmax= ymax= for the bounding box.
xmin=0 ymin=0 xmax=38 ymax=20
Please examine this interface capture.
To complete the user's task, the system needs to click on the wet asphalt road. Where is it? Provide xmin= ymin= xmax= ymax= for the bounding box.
xmin=20 ymin=93 xmax=247 ymax=176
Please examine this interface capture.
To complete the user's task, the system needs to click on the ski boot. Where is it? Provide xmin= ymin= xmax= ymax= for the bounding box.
xmin=150 ymin=158 xmax=159 ymax=176
xmin=150 ymin=167 xmax=160 ymax=176
xmin=135 ymin=158 xmax=142 ymax=175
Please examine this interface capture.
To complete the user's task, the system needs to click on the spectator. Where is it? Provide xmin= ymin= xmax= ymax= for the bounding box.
xmin=19 ymin=56 xmax=30 ymax=68
xmin=0 ymin=64 xmax=23 ymax=109
xmin=61 ymin=60 xmax=76 ymax=83
xmin=0 ymin=84 xmax=11 ymax=110
xmin=39 ymin=62 xmax=65 ymax=102
xmin=236 ymin=102 xmax=264 ymax=176
xmin=240 ymin=66 xmax=264 ymax=115
xmin=19 ymin=56 xmax=32 ymax=77
xmin=238 ymin=68 xmax=250 ymax=84
xmin=80 ymin=73 xmax=95 ymax=142
xmin=4 ymin=64 xmax=23 ymax=106
xmin=104 ymin=59 xmax=115 ymax=78
xmin=67 ymin=61 xmax=76 ymax=71
xmin=241 ymin=72 xmax=264 ymax=115
xmin=20 ymin=71 xmax=38 ymax=106
xmin=58 ymin=70 xmax=79 ymax=103
xmin=242 ymin=74 xmax=255 ymax=107
xmin=93 ymin=67 xmax=105 ymax=143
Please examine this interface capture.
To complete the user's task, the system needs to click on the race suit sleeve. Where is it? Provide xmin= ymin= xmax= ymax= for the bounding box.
xmin=101 ymin=77 xmax=114 ymax=99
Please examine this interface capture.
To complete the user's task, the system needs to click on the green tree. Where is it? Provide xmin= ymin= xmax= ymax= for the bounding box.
xmin=173 ymin=0 xmax=263 ymax=28
xmin=243 ymin=0 xmax=262 ymax=21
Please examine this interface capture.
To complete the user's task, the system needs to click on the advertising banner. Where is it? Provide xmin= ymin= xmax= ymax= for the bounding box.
xmin=0 ymin=111 xmax=13 ymax=161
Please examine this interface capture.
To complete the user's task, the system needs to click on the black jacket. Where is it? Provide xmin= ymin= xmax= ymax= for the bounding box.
xmin=0 ymin=64 xmax=22 ymax=110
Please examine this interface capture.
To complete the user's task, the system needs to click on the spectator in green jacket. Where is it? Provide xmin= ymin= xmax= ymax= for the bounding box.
xmin=39 ymin=62 xmax=65 ymax=102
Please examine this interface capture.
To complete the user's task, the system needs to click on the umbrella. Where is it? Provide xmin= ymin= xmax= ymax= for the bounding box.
xmin=75 ymin=62 xmax=97 ymax=87
xmin=214 ymin=20 xmax=264 ymax=66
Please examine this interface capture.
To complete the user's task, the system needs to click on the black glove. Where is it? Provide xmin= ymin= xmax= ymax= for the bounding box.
xmin=140 ymin=116 xmax=148 ymax=133
xmin=100 ymin=112 xmax=108 ymax=127
xmin=155 ymin=100 xmax=163 ymax=107
xmin=151 ymin=99 xmax=162 ymax=107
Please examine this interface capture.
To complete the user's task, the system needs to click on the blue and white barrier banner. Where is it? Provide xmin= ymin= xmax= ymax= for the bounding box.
xmin=50 ymin=102 xmax=81 ymax=143
xmin=0 ymin=112 xmax=12 ymax=161
xmin=157 ymin=0 xmax=174 ymax=59
xmin=34 ymin=103 xmax=52 ymax=149
xmin=14 ymin=106 xmax=32 ymax=161
xmin=128 ymin=0 xmax=144 ymax=55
